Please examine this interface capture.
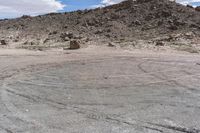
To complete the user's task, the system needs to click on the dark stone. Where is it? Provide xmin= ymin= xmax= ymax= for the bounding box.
xmin=168 ymin=25 xmax=178 ymax=30
xmin=0 ymin=40 xmax=7 ymax=45
xmin=49 ymin=31 xmax=58 ymax=35
xmin=187 ymin=5 xmax=193 ymax=8
xmin=108 ymin=42 xmax=115 ymax=47
xmin=69 ymin=40 xmax=80 ymax=49
xmin=156 ymin=41 xmax=165 ymax=46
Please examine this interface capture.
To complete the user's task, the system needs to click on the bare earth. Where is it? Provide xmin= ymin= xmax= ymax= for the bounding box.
xmin=0 ymin=47 xmax=200 ymax=133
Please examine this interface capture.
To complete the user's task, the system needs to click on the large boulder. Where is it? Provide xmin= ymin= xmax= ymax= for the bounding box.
xmin=69 ymin=40 xmax=80 ymax=49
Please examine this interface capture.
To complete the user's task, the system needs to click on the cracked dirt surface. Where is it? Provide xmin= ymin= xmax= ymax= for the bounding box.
xmin=0 ymin=47 xmax=200 ymax=133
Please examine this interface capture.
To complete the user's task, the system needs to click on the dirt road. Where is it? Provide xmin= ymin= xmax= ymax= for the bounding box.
xmin=0 ymin=47 xmax=200 ymax=133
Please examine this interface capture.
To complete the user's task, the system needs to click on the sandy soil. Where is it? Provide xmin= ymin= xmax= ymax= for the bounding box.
xmin=0 ymin=47 xmax=200 ymax=133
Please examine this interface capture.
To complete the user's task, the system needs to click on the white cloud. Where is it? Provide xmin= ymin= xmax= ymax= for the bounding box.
xmin=177 ymin=0 xmax=200 ymax=6
xmin=101 ymin=0 xmax=123 ymax=5
xmin=96 ymin=0 xmax=200 ymax=7
xmin=91 ymin=0 xmax=124 ymax=8
xmin=0 ymin=0 xmax=65 ymax=18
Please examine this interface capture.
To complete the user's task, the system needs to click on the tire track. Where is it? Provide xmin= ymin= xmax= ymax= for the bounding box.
xmin=4 ymin=84 xmax=200 ymax=133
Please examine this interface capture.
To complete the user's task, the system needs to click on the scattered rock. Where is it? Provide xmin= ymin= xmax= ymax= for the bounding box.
xmin=135 ymin=20 xmax=142 ymax=25
xmin=185 ymin=32 xmax=195 ymax=39
xmin=0 ymin=40 xmax=7 ymax=45
xmin=95 ymin=29 xmax=103 ymax=34
xmin=168 ymin=25 xmax=178 ymax=30
xmin=49 ymin=31 xmax=58 ymax=35
xmin=13 ymin=39 xmax=19 ymax=42
xmin=30 ymin=41 xmax=35 ymax=45
xmin=104 ymin=76 xmax=108 ymax=79
xmin=60 ymin=36 xmax=70 ymax=42
xmin=81 ymin=37 xmax=90 ymax=43
xmin=74 ymin=35 xmax=83 ymax=40
xmin=156 ymin=41 xmax=165 ymax=46
xmin=43 ymin=38 xmax=50 ymax=44
xmin=63 ymin=25 xmax=68 ymax=29
xmin=60 ymin=32 xmax=74 ymax=40
xmin=173 ymin=19 xmax=185 ymax=26
xmin=67 ymin=33 xmax=74 ymax=39
xmin=69 ymin=40 xmax=80 ymax=49
xmin=108 ymin=42 xmax=116 ymax=47
xmin=161 ymin=10 xmax=172 ymax=17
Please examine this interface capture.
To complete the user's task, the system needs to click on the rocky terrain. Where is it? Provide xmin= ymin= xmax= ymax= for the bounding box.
xmin=1 ymin=1 xmax=200 ymax=132
xmin=0 ymin=0 xmax=200 ymax=52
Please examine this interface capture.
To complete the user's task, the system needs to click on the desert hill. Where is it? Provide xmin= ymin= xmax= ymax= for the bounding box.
xmin=0 ymin=0 xmax=200 ymax=51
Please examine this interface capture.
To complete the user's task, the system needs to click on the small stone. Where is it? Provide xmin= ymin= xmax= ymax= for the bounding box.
xmin=0 ymin=40 xmax=7 ymax=45
xmin=60 ymin=32 xmax=74 ymax=40
xmin=43 ymin=38 xmax=50 ymax=44
xmin=13 ymin=39 xmax=19 ymax=42
xmin=49 ymin=31 xmax=58 ymax=35
xmin=168 ymin=25 xmax=178 ymax=30
xmin=156 ymin=41 xmax=165 ymax=46
xmin=63 ymin=37 xmax=70 ymax=41
xmin=134 ymin=20 xmax=142 ymax=25
xmin=185 ymin=32 xmax=194 ymax=38
xmin=95 ymin=29 xmax=103 ymax=34
xmin=108 ymin=42 xmax=115 ymax=47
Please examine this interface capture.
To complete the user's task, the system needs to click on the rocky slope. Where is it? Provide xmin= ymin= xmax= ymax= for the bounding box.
xmin=0 ymin=0 xmax=200 ymax=51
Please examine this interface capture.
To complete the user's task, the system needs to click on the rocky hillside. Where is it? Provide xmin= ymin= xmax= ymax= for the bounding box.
xmin=0 ymin=0 xmax=200 ymax=51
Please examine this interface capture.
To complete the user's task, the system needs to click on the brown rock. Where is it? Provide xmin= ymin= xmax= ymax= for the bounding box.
xmin=69 ymin=40 xmax=80 ymax=49
xmin=156 ymin=41 xmax=165 ymax=46
xmin=108 ymin=42 xmax=115 ymax=47
xmin=195 ymin=6 xmax=200 ymax=12
xmin=0 ymin=40 xmax=7 ymax=45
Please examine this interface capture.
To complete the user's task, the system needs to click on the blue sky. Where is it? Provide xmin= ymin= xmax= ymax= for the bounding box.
xmin=60 ymin=0 xmax=200 ymax=12
xmin=0 ymin=0 xmax=199 ymax=19
xmin=191 ymin=2 xmax=200 ymax=6
xmin=62 ymin=0 xmax=102 ymax=12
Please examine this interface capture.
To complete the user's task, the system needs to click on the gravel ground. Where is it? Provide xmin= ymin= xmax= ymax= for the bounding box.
xmin=0 ymin=47 xmax=200 ymax=133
